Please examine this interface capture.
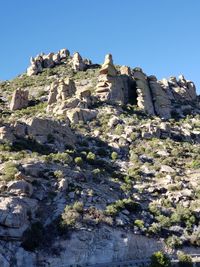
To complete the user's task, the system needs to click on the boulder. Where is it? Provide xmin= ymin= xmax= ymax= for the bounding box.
xmin=10 ymin=88 xmax=29 ymax=111
xmin=27 ymin=55 xmax=43 ymax=76
xmin=42 ymin=53 xmax=55 ymax=68
xmin=47 ymin=81 xmax=59 ymax=106
xmin=160 ymin=165 xmax=175 ymax=173
xmin=0 ymin=196 xmax=37 ymax=240
xmin=99 ymin=54 xmax=117 ymax=76
xmin=0 ymin=125 xmax=15 ymax=142
xmin=71 ymin=52 xmax=86 ymax=71
xmin=7 ymin=180 xmax=33 ymax=197
xmin=23 ymin=117 xmax=76 ymax=150
xmin=67 ymin=108 xmax=97 ymax=124
xmin=120 ymin=65 xmax=132 ymax=76
xmin=58 ymin=48 xmax=70 ymax=61
xmin=0 ymin=197 xmax=27 ymax=228
xmin=56 ymin=78 xmax=76 ymax=101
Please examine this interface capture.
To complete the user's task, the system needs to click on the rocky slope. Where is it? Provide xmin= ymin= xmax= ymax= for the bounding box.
xmin=0 ymin=48 xmax=200 ymax=266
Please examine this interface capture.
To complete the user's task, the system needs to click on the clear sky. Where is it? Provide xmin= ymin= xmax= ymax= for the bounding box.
xmin=0 ymin=0 xmax=200 ymax=92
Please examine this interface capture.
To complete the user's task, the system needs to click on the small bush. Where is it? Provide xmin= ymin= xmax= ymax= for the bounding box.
xmin=177 ymin=252 xmax=193 ymax=267
xmin=150 ymin=251 xmax=171 ymax=267
xmin=61 ymin=202 xmax=83 ymax=228
xmin=134 ymin=219 xmax=144 ymax=230
xmin=74 ymin=157 xmax=83 ymax=166
xmin=2 ymin=162 xmax=18 ymax=181
xmin=111 ymin=151 xmax=118 ymax=160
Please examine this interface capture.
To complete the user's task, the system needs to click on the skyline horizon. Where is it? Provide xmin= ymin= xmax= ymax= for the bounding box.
xmin=0 ymin=0 xmax=200 ymax=92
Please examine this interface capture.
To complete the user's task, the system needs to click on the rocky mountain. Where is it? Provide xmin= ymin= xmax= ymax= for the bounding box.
xmin=0 ymin=48 xmax=200 ymax=266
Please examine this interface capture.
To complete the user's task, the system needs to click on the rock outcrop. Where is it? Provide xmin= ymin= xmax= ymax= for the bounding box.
xmin=96 ymin=74 xmax=130 ymax=104
xmin=70 ymin=52 xmax=87 ymax=71
xmin=95 ymin=55 xmax=197 ymax=119
xmin=23 ymin=117 xmax=76 ymax=149
xmin=99 ymin=54 xmax=117 ymax=76
xmin=0 ymin=196 xmax=37 ymax=240
xmin=27 ymin=49 xmax=70 ymax=76
xmin=66 ymin=108 xmax=97 ymax=124
xmin=27 ymin=49 xmax=91 ymax=76
xmin=133 ymin=69 xmax=155 ymax=116
xmin=10 ymin=89 xmax=29 ymax=111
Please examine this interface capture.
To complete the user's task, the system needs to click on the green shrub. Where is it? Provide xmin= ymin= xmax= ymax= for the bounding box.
xmin=61 ymin=202 xmax=83 ymax=228
xmin=150 ymin=251 xmax=171 ymax=267
xmin=105 ymin=198 xmax=140 ymax=216
xmin=2 ymin=162 xmax=18 ymax=181
xmin=134 ymin=219 xmax=144 ymax=230
xmin=111 ymin=151 xmax=118 ymax=160
xmin=74 ymin=157 xmax=83 ymax=166
xmin=165 ymin=235 xmax=182 ymax=248
xmin=177 ymin=252 xmax=192 ymax=267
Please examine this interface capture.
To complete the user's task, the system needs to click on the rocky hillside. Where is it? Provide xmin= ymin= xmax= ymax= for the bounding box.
xmin=0 ymin=48 xmax=200 ymax=266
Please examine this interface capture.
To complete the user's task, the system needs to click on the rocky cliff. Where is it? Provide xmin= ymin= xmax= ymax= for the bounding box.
xmin=0 ymin=48 xmax=199 ymax=266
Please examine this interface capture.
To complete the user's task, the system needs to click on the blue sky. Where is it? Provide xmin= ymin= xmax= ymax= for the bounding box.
xmin=1 ymin=0 xmax=200 ymax=92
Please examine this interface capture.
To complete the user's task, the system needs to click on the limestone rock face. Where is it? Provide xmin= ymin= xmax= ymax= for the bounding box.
xmin=24 ymin=117 xmax=76 ymax=149
xmin=39 ymin=227 xmax=163 ymax=266
xmin=100 ymin=54 xmax=117 ymax=76
xmin=133 ymin=69 xmax=155 ymax=116
xmin=10 ymin=88 xmax=29 ymax=111
xmin=148 ymin=76 xmax=172 ymax=119
xmin=71 ymin=52 xmax=87 ymax=71
xmin=96 ymin=75 xmax=130 ymax=104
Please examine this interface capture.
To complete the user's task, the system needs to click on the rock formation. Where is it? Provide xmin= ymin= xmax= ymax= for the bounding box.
xmin=95 ymin=55 xmax=198 ymax=119
xmin=10 ymin=88 xmax=29 ymax=111
xmin=1 ymin=48 xmax=200 ymax=267
xmin=99 ymin=54 xmax=117 ymax=76
xmin=27 ymin=49 xmax=91 ymax=76
xmin=71 ymin=52 xmax=86 ymax=71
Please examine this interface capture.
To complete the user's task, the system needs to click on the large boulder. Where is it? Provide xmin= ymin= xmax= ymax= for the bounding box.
xmin=27 ymin=55 xmax=43 ymax=76
xmin=71 ymin=52 xmax=86 ymax=71
xmin=42 ymin=53 xmax=55 ymax=68
xmin=10 ymin=88 xmax=29 ymax=111
xmin=0 ymin=196 xmax=37 ymax=240
xmin=47 ymin=79 xmax=77 ymax=113
xmin=7 ymin=180 xmax=33 ymax=197
xmin=99 ymin=54 xmax=117 ymax=76
xmin=56 ymin=78 xmax=76 ymax=101
xmin=67 ymin=108 xmax=97 ymax=124
xmin=0 ymin=125 xmax=15 ymax=142
xmin=24 ymin=117 xmax=76 ymax=149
